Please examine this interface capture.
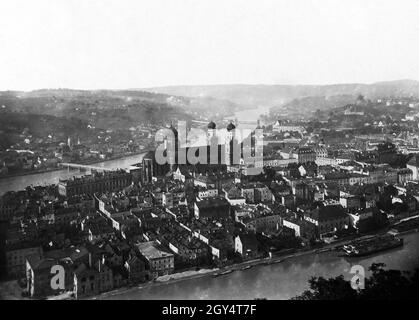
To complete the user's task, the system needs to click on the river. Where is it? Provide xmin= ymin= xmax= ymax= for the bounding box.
xmin=3 ymin=107 xmax=418 ymax=299
xmin=0 ymin=105 xmax=270 ymax=196
xmin=0 ymin=153 xmax=146 ymax=196
xmin=99 ymin=231 xmax=419 ymax=300
xmin=227 ymin=105 xmax=271 ymax=129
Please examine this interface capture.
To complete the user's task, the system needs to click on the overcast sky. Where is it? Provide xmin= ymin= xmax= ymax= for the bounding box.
xmin=1 ymin=0 xmax=419 ymax=90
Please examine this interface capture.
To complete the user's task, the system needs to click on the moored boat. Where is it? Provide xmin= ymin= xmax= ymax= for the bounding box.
xmin=219 ymin=269 xmax=234 ymax=276
xmin=343 ymin=234 xmax=403 ymax=257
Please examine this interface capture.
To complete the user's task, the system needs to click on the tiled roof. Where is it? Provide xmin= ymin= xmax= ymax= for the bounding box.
xmin=407 ymin=155 xmax=419 ymax=167
xmin=307 ymin=205 xmax=347 ymax=222
xmin=135 ymin=241 xmax=173 ymax=260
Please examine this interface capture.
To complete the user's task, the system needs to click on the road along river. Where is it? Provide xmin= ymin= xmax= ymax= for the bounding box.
xmin=96 ymin=231 xmax=419 ymax=300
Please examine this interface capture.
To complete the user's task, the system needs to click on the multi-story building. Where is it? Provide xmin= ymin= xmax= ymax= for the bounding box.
xmin=197 ymin=186 xmax=219 ymax=199
xmin=398 ymin=168 xmax=413 ymax=184
xmin=272 ymin=121 xmax=305 ymax=134
xmin=339 ymin=192 xmax=361 ymax=209
xmin=303 ymin=205 xmax=350 ymax=235
xmin=223 ymin=185 xmax=246 ymax=205
xmin=135 ymin=241 xmax=174 ymax=279
xmin=238 ymin=184 xmax=255 ymax=203
xmin=407 ymin=156 xmax=419 ymax=180
xmin=348 ymin=208 xmax=375 ymax=229
xmin=315 ymin=157 xmax=349 ymax=166
xmin=234 ymin=234 xmax=259 ymax=259
xmin=6 ymin=243 xmax=43 ymax=278
xmin=282 ymin=216 xmax=317 ymax=240
xmin=236 ymin=204 xmax=282 ymax=233
xmin=297 ymin=147 xmax=316 ymax=164
xmin=58 ymin=170 xmax=132 ymax=197
xmin=0 ymin=195 xmax=17 ymax=221
xmin=263 ymin=157 xmax=298 ymax=168
xmin=26 ymin=256 xmax=75 ymax=298
xmin=237 ymin=183 xmax=272 ymax=204
xmin=240 ymin=212 xmax=282 ymax=233
xmin=313 ymin=147 xmax=328 ymax=159
xmin=54 ymin=207 xmax=80 ymax=226
xmin=194 ymin=196 xmax=231 ymax=219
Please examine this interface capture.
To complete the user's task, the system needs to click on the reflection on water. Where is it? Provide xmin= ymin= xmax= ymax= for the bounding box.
xmin=101 ymin=232 xmax=419 ymax=300
xmin=229 ymin=106 xmax=271 ymax=131
xmin=234 ymin=106 xmax=270 ymax=122
xmin=0 ymin=153 xmax=146 ymax=195
xmin=1 ymin=106 xmax=269 ymax=196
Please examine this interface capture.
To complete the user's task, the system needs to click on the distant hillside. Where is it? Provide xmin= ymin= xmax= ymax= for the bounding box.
xmin=145 ymin=79 xmax=419 ymax=108
xmin=1 ymin=88 xmax=239 ymax=121
xmin=0 ymin=111 xmax=89 ymax=150
xmin=0 ymin=90 xmax=194 ymax=130
xmin=3 ymin=80 xmax=419 ymax=124
xmin=271 ymin=95 xmax=358 ymax=119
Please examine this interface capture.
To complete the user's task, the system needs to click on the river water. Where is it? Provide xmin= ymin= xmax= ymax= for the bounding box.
xmin=0 ymin=106 xmax=268 ymax=196
xmin=0 ymin=153 xmax=146 ymax=196
xmin=100 ymin=232 xmax=419 ymax=300
xmin=3 ymin=107 xmax=419 ymax=299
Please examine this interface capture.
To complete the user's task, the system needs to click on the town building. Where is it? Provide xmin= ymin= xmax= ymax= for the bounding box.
xmin=297 ymin=147 xmax=316 ymax=164
xmin=234 ymin=234 xmax=259 ymax=259
xmin=303 ymin=205 xmax=350 ymax=235
xmin=135 ymin=241 xmax=174 ymax=279
xmin=407 ymin=155 xmax=419 ymax=180
xmin=58 ymin=170 xmax=132 ymax=197
xmin=194 ymin=196 xmax=231 ymax=219
xmin=6 ymin=242 xmax=43 ymax=278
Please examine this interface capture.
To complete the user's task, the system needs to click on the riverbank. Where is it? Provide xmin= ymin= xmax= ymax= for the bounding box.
xmin=2 ymin=230 xmax=417 ymax=300
xmin=90 ymin=268 xmax=219 ymax=300
xmin=89 ymin=235 xmax=368 ymax=300
xmin=0 ymin=150 xmax=149 ymax=181
xmin=93 ymin=227 xmax=419 ymax=300
xmin=98 ymin=231 xmax=419 ymax=300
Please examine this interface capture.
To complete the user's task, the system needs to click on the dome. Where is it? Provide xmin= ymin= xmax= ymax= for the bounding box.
xmin=226 ymin=122 xmax=236 ymax=131
xmin=207 ymin=121 xmax=216 ymax=129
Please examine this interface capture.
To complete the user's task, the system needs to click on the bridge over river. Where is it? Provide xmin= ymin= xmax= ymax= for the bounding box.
xmin=59 ymin=162 xmax=115 ymax=172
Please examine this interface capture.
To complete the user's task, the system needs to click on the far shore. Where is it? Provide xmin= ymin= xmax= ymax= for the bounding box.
xmin=0 ymin=150 xmax=149 ymax=181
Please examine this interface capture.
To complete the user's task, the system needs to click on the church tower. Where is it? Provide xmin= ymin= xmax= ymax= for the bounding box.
xmin=166 ymin=123 xmax=179 ymax=170
xmin=207 ymin=121 xmax=216 ymax=140
xmin=225 ymin=122 xmax=236 ymax=166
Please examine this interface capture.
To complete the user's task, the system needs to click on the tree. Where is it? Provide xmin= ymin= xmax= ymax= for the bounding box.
xmin=293 ymin=275 xmax=357 ymax=300
xmin=360 ymin=263 xmax=412 ymax=300
xmin=293 ymin=263 xmax=419 ymax=300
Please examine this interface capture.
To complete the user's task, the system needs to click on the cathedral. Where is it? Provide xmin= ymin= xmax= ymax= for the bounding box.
xmin=141 ymin=120 xmax=262 ymax=183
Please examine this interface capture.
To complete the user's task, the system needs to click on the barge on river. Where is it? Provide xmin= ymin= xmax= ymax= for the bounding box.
xmin=342 ymin=234 xmax=403 ymax=257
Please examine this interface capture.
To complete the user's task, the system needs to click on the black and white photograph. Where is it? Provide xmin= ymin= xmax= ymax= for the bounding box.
xmin=1 ymin=0 xmax=419 ymax=307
